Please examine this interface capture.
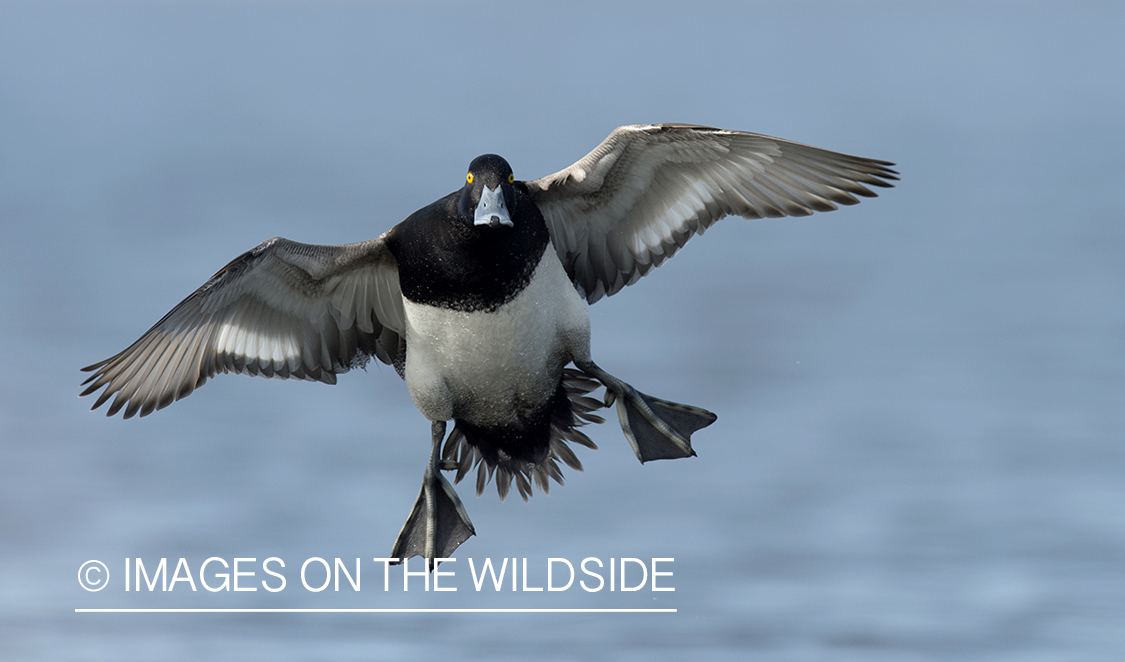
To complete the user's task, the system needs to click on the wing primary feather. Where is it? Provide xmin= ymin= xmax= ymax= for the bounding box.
xmin=531 ymin=124 xmax=896 ymax=304
xmin=112 ymin=333 xmax=172 ymax=417
xmin=132 ymin=334 xmax=180 ymax=417
xmin=171 ymin=322 xmax=208 ymax=401
xmin=82 ymin=235 xmax=402 ymax=416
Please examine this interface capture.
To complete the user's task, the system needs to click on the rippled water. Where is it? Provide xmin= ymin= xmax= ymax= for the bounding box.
xmin=2 ymin=2 xmax=1123 ymax=660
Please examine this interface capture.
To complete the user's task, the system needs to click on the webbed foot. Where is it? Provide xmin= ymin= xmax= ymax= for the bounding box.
xmin=576 ymin=360 xmax=716 ymax=463
xmin=391 ymin=421 xmax=475 ymax=564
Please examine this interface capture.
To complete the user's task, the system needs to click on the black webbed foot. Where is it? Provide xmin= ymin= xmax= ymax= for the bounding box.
xmin=391 ymin=421 xmax=475 ymax=565
xmin=577 ymin=360 xmax=716 ymax=463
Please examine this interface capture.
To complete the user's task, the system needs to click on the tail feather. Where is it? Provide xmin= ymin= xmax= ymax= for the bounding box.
xmin=442 ymin=368 xmax=604 ymax=501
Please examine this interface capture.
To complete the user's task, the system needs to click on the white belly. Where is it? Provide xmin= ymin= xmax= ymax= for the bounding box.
xmin=402 ymin=247 xmax=590 ymax=426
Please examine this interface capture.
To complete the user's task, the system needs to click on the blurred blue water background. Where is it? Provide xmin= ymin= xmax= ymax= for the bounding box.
xmin=1 ymin=1 xmax=1122 ymax=660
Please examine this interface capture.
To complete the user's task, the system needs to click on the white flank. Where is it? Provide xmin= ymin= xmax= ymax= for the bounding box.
xmin=402 ymin=244 xmax=590 ymax=426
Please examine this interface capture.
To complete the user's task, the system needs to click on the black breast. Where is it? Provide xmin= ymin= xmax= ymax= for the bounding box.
xmin=388 ymin=185 xmax=551 ymax=313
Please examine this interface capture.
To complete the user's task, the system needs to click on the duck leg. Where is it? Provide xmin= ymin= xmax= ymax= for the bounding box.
xmin=575 ymin=359 xmax=717 ymax=463
xmin=391 ymin=420 xmax=476 ymax=565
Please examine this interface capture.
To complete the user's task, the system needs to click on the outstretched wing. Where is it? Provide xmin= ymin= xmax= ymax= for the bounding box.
xmin=81 ymin=235 xmax=406 ymax=418
xmin=527 ymin=124 xmax=898 ymax=303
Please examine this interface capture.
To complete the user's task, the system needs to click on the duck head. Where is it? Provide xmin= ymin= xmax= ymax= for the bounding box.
xmin=457 ymin=154 xmax=516 ymax=229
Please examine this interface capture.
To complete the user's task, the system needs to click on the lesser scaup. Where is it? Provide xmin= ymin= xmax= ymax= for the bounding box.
xmin=82 ymin=124 xmax=897 ymax=564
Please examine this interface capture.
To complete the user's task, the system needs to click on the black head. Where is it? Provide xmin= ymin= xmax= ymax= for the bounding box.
xmin=457 ymin=154 xmax=517 ymax=228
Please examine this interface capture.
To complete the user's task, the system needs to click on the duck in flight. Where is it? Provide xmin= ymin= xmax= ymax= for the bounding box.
xmin=81 ymin=124 xmax=897 ymax=564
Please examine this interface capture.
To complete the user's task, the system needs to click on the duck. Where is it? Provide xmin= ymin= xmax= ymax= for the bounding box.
xmin=81 ymin=124 xmax=897 ymax=565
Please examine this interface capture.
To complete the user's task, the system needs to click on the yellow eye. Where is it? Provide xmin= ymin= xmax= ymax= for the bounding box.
xmin=507 ymin=173 xmax=515 ymax=184
xmin=466 ymin=172 xmax=474 ymax=184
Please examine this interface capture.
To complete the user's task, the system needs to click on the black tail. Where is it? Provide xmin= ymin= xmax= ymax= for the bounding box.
xmin=442 ymin=369 xmax=605 ymax=501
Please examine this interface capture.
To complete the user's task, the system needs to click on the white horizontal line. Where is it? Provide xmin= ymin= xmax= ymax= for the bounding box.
xmin=79 ymin=612 xmax=679 ymax=616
